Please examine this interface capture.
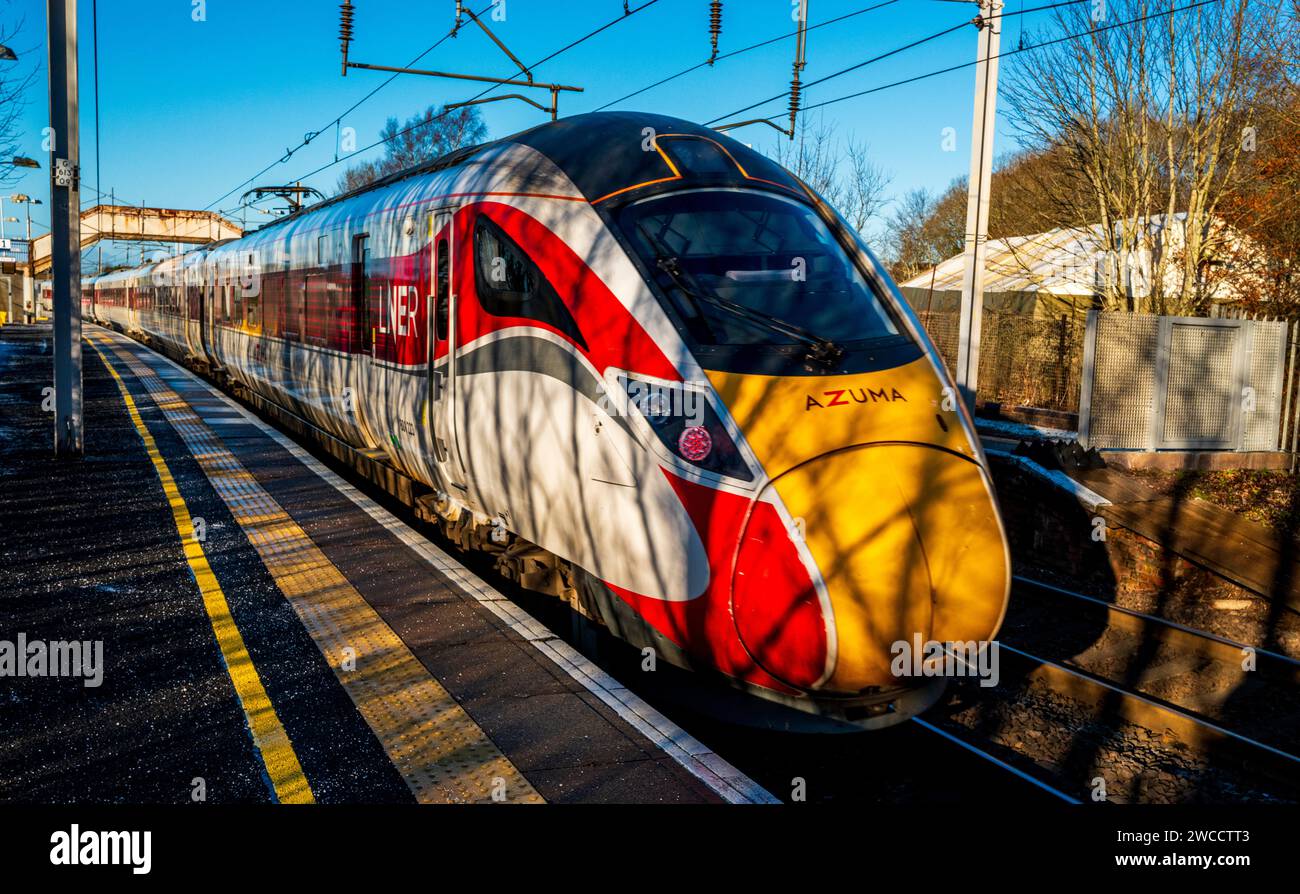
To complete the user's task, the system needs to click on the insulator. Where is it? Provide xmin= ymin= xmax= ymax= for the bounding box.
xmin=339 ymin=1 xmax=354 ymax=50
xmin=708 ymin=1 xmax=723 ymax=66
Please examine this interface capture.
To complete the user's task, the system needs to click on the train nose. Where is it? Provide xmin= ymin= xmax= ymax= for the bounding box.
xmin=731 ymin=444 xmax=1009 ymax=693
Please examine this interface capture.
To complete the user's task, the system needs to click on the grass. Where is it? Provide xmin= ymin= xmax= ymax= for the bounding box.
xmin=1128 ymin=468 xmax=1300 ymax=536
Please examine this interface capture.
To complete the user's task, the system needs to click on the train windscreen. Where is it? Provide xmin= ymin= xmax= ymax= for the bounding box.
xmin=618 ymin=189 xmax=899 ymax=350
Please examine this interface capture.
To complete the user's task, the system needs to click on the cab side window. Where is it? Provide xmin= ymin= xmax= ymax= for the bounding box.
xmin=472 ymin=216 xmax=586 ymax=348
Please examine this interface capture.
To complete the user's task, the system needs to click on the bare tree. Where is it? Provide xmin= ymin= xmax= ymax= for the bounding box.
xmin=0 ymin=4 xmax=38 ymax=188
xmin=843 ymin=140 xmax=892 ymax=233
xmin=1003 ymin=0 xmax=1291 ymax=314
xmin=885 ymin=188 xmax=941 ymax=283
xmin=766 ymin=116 xmax=892 ymax=237
xmin=337 ymin=104 xmax=487 ymax=194
xmin=883 ymin=180 xmax=970 ymax=283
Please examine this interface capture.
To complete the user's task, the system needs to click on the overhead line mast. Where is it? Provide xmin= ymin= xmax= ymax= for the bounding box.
xmin=954 ymin=0 xmax=1002 ymax=412
xmin=48 ymin=0 xmax=84 ymax=458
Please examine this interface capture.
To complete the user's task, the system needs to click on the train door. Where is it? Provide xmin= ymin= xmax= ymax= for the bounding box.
xmin=428 ymin=208 xmax=467 ymax=487
xmin=351 ymin=233 xmax=371 ymax=357
xmin=187 ymin=265 xmax=203 ymax=362
xmin=204 ymin=263 xmax=218 ymax=364
xmin=195 ymin=264 xmax=212 ymax=362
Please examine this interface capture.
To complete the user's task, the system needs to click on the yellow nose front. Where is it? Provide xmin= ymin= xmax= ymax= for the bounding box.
xmin=768 ymin=444 xmax=1009 ymax=693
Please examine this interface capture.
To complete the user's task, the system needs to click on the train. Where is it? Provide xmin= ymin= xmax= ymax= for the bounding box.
xmin=81 ymin=111 xmax=1010 ymax=729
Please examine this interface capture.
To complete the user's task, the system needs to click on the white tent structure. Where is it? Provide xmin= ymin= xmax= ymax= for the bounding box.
xmin=899 ymin=214 xmax=1258 ymax=318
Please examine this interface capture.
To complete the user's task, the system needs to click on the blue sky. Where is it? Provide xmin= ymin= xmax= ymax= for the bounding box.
xmin=2 ymin=0 xmax=1058 ymax=247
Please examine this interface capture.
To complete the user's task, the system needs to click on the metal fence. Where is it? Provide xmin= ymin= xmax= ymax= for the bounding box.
xmin=915 ymin=310 xmax=1086 ymax=415
xmin=1219 ymin=308 xmax=1300 ymax=458
xmin=1078 ymin=311 xmax=1288 ymax=452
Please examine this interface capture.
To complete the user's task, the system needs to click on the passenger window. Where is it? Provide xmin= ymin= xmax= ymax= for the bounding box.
xmin=435 ymin=236 xmax=449 ymax=342
xmin=472 ymin=216 xmax=586 ymax=348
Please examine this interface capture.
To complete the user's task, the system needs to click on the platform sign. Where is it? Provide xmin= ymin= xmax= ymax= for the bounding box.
xmin=0 ymin=239 xmax=30 ymax=262
xmin=0 ymin=240 xmax=20 ymax=275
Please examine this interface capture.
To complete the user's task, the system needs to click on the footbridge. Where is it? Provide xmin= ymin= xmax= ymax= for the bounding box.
xmin=26 ymin=205 xmax=244 ymax=274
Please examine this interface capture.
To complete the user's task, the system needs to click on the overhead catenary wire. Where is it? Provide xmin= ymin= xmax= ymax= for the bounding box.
xmin=520 ymin=0 xmax=662 ymax=72
xmin=204 ymin=2 xmax=497 ymax=213
xmin=267 ymin=0 xmax=664 ymax=202
xmin=704 ymin=0 xmax=1093 ymax=127
xmin=705 ymin=18 xmax=973 ymax=126
xmin=798 ymin=0 xmax=1220 ymax=114
xmin=592 ymin=0 xmax=900 ymax=113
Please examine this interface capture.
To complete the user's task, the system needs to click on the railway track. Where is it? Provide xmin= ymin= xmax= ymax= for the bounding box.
xmin=921 ymin=575 xmax=1300 ymax=804
xmin=910 ymin=716 xmax=1083 ymax=803
xmin=1009 ymin=575 xmax=1300 ymax=751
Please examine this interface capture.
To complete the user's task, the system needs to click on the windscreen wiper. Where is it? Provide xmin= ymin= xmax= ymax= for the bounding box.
xmin=654 ymin=257 xmax=844 ymax=369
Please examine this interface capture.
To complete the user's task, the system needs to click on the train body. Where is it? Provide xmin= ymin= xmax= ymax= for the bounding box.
xmin=82 ymin=112 xmax=1009 ymax=728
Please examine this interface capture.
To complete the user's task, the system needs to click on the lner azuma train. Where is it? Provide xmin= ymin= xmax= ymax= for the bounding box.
xmin=83 ymin=112 xmax=1010 ymax=729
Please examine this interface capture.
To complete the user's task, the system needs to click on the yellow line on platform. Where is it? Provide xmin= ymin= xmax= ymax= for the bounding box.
xmin=95 ymin=331 xmax=542 ymax=804
xmin=88 ymin=334 xmax=315 ymax=805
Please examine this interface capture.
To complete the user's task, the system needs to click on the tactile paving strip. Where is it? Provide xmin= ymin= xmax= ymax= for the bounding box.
xmin=88 ymin=335 xmax=314 ymax=805
xmin=99 ymin=337 xmax=543 ymax=804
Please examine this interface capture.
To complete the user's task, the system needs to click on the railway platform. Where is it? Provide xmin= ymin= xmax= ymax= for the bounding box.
xmin=0 ymin=323 xmax=774 ymax=804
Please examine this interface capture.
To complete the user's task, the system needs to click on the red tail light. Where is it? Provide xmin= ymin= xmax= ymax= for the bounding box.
xmin=678 ymin=426 xmax=713 ymax=462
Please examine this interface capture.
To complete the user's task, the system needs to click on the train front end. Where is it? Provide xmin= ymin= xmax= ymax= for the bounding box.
xmin=574 ymin=118 xmax=1010 ymax=728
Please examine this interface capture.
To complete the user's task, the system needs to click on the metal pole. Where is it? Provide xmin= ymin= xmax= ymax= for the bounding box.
xmin=93 ymin=0 xmax=100 ymax=270
xmin=1291 ymin=323 xmax=1300 ymax=467
xmin=954 ymin=0 xmax=1001 ymax=411
xmin=1279 ymin=324 xmax=1289 ymax=449
xmin=48 ymin=0 xmax=83 ymax=457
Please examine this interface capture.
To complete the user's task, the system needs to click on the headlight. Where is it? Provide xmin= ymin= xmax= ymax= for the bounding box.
xmin=618 ymin=374 xmax=753 ymax=482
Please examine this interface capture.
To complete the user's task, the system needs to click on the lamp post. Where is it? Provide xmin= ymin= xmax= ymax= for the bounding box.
xmin=2 ymin=43 xmax=24 ymax=329
xmin=0 ymin=29 xmax=41 ymax=327
xmin=8 ymin=196 xmax=42 ymax=325
xmin=11 ymin=195 xmax=42 ymax=240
